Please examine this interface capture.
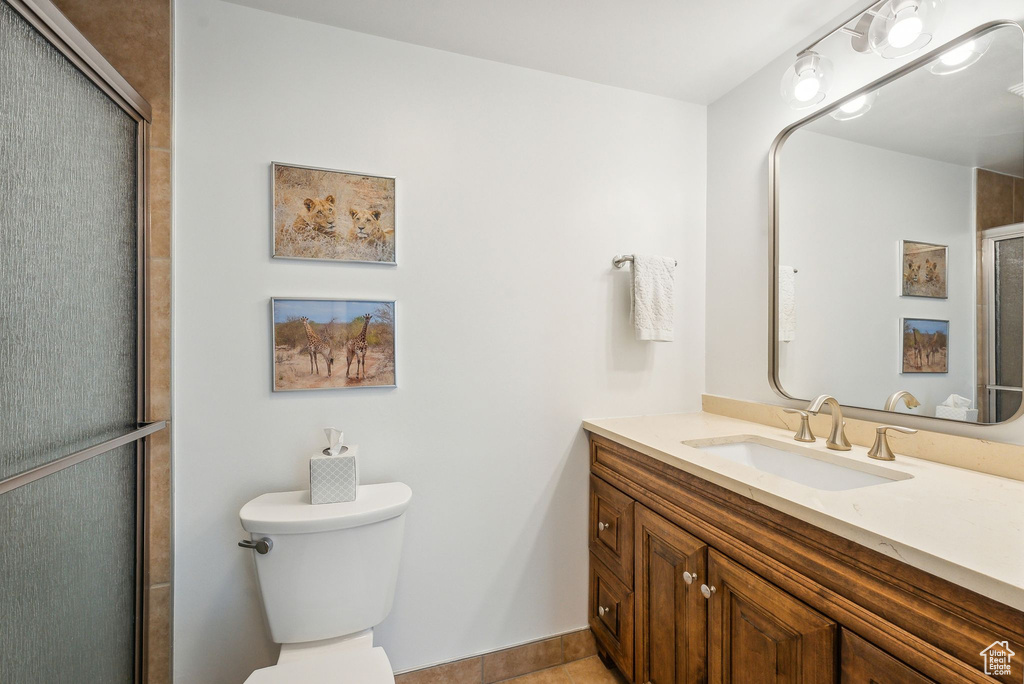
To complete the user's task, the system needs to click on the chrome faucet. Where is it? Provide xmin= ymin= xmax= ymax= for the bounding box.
xmin=884 ymin=390 xmax=921 ymax=412
xmin=806 ymin=395 xmax=851 ymax=451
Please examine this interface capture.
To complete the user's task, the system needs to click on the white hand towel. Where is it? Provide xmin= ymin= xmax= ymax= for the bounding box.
xmin=630 ymin=255 xmax=675 ymax=342
xmin=778 ymin=265 xmax=796 ymax=343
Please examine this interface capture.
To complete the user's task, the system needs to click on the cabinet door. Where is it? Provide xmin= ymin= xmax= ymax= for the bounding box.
xmin=840 ymin=630 xmax=934 ymax=684
xmin=590 ymin=475 xmax=635 ymax=586
xmin=635 ymin=505 xmax=708 ymax=684
xmin=707 ymin=550 xmax=836 ymax=683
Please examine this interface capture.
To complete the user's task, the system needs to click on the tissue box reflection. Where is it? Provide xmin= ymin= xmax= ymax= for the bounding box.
xmin=935 ymin=406 xmax=978 ymax=422
xmin=310 ymin=445 xmax=359 ymax=504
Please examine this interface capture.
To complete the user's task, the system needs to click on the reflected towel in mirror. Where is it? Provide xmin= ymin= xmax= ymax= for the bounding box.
xmin=779 ymin=265 xmax=796 ymax=342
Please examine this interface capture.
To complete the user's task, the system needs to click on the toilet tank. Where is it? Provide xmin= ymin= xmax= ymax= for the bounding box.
xmin=240 ymin=483 xmax=412 ymax=644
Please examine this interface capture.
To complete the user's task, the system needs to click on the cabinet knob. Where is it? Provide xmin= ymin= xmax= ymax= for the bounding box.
xmin=598 ymin=521 xmax=610 ymax=532
xmin=683 ymin=571 xmax=697 ymax=585
xmin=700 ymin=584 xmax=716 ymax=600
xmin=598 ymin=605 xmax=610 ymax=617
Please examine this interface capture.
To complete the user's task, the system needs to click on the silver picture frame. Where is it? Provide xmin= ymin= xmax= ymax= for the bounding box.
xmin=899 ymin=240 xmax=948 ymax=299
xmin=899 ymin=317 xmax=949 ymax=375
xmin=271 ymin=161 xmax=397 ymax=265
xmin=270 ymin=297 xmax=397 ymax=392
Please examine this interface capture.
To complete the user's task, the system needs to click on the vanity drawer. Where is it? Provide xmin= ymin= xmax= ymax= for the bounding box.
xmin=589 ymin=474 xmax=634 ymax=586
xmin=841 ymin=630 xmax=934 ymax=684
xmin=589 ymin=552 xmax=634 ymax=678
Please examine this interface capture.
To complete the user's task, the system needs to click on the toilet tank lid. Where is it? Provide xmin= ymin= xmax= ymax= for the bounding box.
xmin=240 ymin=483 xmax=412 ymax=534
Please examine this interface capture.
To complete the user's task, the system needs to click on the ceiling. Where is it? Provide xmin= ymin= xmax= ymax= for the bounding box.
xmin=224 ymin=0 xmax=861 ymax=104
xmin=803 ymin=26 xmax=1024 ymax=176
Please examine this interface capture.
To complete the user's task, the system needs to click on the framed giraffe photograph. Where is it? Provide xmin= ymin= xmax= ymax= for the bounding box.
xmin=271 ymin=298 xmax=396 ymax=391
xmin=272 ymin=162 xmax=397 ymax=265
xmin=901 ymin=317 xmax=948 ymax=374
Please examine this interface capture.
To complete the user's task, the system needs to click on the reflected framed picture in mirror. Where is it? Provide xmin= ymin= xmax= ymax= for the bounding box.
xmin=901 ymin=240 xmax=947 ymax=298
xmin=901 ymin=318 xmax=948 ymax=374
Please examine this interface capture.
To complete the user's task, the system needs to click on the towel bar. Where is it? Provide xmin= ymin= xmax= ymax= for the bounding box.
xmin=612 ymin=254 xmax=678 ymax=269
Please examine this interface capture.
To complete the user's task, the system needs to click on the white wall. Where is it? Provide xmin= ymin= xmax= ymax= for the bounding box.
xmin=173 ymin=1 xmax=707 ymax=681
xmin=706 ymin=1 xmax=1024 ymax=440
xmin=778 ymin=132 xmax=975 ymax=415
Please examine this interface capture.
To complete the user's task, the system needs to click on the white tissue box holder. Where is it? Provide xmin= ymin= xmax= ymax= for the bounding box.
xmin=935 ymin=406 xmax=978 ymax=422
xmin=310 ymin=445 xmax=359 ymax=504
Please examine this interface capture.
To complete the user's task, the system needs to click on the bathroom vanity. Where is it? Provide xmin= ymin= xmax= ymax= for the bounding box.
xmin=583 ymin=411 xmax=1024 ymax=684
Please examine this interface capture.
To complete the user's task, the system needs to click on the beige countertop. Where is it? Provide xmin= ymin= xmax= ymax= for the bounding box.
xmin=583 ymin=411 xmax=1024 ymax=612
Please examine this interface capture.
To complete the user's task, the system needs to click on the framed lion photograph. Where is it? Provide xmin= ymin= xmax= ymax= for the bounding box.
xmin=272 ymin=162 xmax=396 ymax=264
xmin=900 ymin=240 xmax=947 ymax=298
xmin=271 ymin=298 xmax=396 ymax=391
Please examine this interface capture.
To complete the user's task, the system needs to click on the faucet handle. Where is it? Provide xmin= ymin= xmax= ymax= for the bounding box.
xmin=782 ymin=409 xmax=816 ymax=443
xmin=868 ymin=425 xmax=917 ymax=461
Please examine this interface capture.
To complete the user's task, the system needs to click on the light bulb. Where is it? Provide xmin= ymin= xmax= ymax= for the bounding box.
xmin=840 ymin=95 xmax=867 ymax=113
xmin=780 ymin=51 xmax=833 ymax=109
xmin=888 ymin=13 xmax=923 ymax=49
xmin=830 ymin=91 xmax=877 ymax=121
xmin=940 ymin=41 xmax=976 ymax=66
xmin=794 ymin=75 xmax=821 ymax=102
xmin=867 ymin=0 xmax=943 ymax=59
xmin=928 ymin=33 xmax=993 ymax=75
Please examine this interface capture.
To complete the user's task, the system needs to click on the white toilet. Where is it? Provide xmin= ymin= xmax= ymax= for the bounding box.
xmin=238 ymin=482 xmax=412 ymax=683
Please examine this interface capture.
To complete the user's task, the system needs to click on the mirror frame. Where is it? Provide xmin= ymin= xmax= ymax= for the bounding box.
xmin=768 ymin=20 xmax=1024 ymax=427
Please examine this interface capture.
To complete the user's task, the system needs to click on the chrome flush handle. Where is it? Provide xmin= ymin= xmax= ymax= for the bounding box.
xmin=238 ymin=537 xmax=273 ymax=554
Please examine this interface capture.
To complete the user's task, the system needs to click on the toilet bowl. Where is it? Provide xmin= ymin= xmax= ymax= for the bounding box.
xmin=239 ymin=483 xmax=412 ymax=683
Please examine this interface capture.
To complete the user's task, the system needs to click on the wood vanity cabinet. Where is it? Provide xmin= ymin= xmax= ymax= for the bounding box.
xmin=707 ymin=549 xmax=836 ymax=682
xmin=587 ymin=433 xmax=1024 ymax=684
xmin=840 ymin=631 xmax=932 ymax=684
xmin=634 ymin=504 xmax=707 ymax=683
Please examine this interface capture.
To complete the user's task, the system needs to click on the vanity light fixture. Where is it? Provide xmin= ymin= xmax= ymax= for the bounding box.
xmin=830 ymin=91 xmax=877 ymax=121
xmin=781 ymin=51 xmax=835 ymax=109
xmin=868 ymin=0 xmax=945 ymax=58
xmin=928 ymin=33 xmax=994 ymax=75
xmin=781 ymin=0 xmax=945 ymax=109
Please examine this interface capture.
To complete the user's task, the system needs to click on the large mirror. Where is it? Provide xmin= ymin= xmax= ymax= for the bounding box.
xmin=772 ymin=23 xmax=1024 ymax=425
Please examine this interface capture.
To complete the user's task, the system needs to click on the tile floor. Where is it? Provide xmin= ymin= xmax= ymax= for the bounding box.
xmin=394 ymin=629 xmax=626 ymax=684
xmin=496 ymin=656 xmax=628 ymax=683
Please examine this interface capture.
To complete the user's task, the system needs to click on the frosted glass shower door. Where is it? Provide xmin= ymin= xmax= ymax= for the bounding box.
xmin=984 ymin=230 xmax=1024 ymax=423
xmin=0 ymin=1 xmax=155 ymax=681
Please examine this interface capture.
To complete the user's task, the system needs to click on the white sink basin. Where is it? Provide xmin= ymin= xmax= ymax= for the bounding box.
xmin=682 ymin=436 xmax=913 ymax=491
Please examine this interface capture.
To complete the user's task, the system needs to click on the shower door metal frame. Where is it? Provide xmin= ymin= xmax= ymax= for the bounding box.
xmin=981 ymin=223 xmax=1024 ymax=423
xmin=1 ymin=1 xmax=160 ymax=681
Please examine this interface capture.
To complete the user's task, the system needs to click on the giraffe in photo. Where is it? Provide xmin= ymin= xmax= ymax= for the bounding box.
xmin=300 ymin=316 xmax=334 ymax=377
xmin=346 ymin=314 xmax=372 ymax=380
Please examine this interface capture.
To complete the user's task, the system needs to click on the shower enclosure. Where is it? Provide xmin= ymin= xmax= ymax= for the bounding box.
xmin=0 ymin=0 xmax=162 ymax=681
xmin=982 ymin=225 xmax=1024 ymax=423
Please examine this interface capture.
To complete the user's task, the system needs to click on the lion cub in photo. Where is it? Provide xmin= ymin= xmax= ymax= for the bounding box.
xmin=904 ymin=259 xmax=921 ymax=285
xmin=348 ymin=206 xmax=394 ymax=245
xmin=292 ymin=195 xmax=337 ymax=237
